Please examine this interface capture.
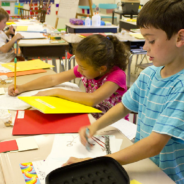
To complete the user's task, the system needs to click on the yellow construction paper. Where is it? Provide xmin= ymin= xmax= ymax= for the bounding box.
xmin=127 ymin=19 xmax=137 ymax=22
xmin=18 ymin=96 xmax=102 ymax=114
xmin=129 ymin=33 xmax=144 ymax=39
xmin=6 ymin=22 xmax=16 ymax=25
xmin=16 ymin=26 xmax=28 ymax=31
xmin=130 ymin=179 xmax=142 ymax=184
xmin=1 ymin=59 xmax=54 ymax=72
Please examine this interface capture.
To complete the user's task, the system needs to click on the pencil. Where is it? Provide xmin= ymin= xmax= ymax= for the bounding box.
xmin=14 ymin=57 xmax=17 ymax=90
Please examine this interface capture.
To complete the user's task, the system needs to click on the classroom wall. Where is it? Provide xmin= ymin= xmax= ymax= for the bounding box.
xmin=5 ymin=0 xmax=122 ymax=29
xmin=45 ymin=0 xmax=120 ymax=29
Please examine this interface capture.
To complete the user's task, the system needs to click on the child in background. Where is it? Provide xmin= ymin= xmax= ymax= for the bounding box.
xmin=8 ymin=34 xmax=129 ymax=120
xmin=63 ymin=0 xmax=184 ymax=183
xmin=0 ymin=8 xmax=24 ymax=63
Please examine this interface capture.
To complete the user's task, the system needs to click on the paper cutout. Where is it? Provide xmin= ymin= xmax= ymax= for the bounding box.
xmin=0 ymin=140 xmax=18 ymax=153
xmin=20 ymin=162 xmax=41 ymax=184
xmin=1 ymin=59 xmax=54 ymax=72
xmin=18 ymin=96 xmax=102 ymax=114
xmin=12 ymin=110 xmax=91 ymax=135
xmin=16 ymin=137 xmax=38 ymax=151
xmin=0 ymin=69 xmax=46 ymax=77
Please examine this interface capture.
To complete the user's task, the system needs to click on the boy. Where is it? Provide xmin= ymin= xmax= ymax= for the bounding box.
xmin=63 ymin=0 xmax=184 ymax=183
xmin=0 ymin=8 xmax=24 ymax=63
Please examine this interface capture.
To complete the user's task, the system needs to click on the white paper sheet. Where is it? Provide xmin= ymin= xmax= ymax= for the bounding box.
xmin=44 ymin=134 xmax=122 ymax=176
xmin=0 ymin=82 xmax=81 ymax=110
xmin=16 ymin=32 xmax=45 ymax=39
xmin=16 ymin=137 xmax=38 ymax=151
xmin=18 ymin=39 xmax=50 ymax=44
xmin=0 ymin=88 xmax=5 ymax=95
xmin=58 ymin=0 xmax=79 ymax=19
xmin=110 ymin=118 xmax=137 ymax=140
xmin=0 ymin=63 xmax=12 ymax=73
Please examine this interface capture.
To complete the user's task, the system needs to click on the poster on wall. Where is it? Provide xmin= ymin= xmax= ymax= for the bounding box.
xmin=58 ymin=0 xmax=79 ymax=19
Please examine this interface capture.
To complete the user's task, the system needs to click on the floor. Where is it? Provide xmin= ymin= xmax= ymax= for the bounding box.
xmin=46 ymin=54 xmax=151 ymax=124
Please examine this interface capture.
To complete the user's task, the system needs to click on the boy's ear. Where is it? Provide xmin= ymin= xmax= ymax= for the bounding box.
xmin=176 ymin=29 xmax=184 ymax=47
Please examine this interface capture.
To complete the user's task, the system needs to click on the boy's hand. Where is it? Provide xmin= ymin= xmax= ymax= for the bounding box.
xmin=14 ymin=33 xmax=24 ymax=40
xmin=79 ymin=125 xmax=97 ymax=147
xmin=62 ymin=157 xmax=91 ymax=167
xmin=8 ymin=84 xmax=23 ymax=96
xmin=8 ymin=26 xmax=14 ymax=34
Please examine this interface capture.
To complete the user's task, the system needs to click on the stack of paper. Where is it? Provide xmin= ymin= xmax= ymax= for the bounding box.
xmin=1 ymin=59 xmax=54 ymax=72
xmin=17 ymin=32 xmax=46 ymax=39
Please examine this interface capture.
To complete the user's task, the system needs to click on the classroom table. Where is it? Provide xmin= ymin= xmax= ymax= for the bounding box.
xmin=65 ymin=23 xmax=118 ymax=33
xmin=119 ymin=19 xmax=138 ymax=32
xmin=18 ymin=40 xmax=69 ymax=73
xmin=0 ymin=70 xmax=175 ymax=184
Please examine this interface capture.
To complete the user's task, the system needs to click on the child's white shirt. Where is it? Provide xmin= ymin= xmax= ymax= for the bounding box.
xmin=0 ymin=30 xmax=16 ymax=63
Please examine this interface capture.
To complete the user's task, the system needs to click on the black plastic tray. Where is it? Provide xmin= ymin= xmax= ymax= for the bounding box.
xmin=45 ymin=157 xmax=130 ymax=184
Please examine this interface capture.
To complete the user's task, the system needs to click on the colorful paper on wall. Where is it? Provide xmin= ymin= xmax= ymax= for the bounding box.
xmin=6 ymin=10 xmax=10 ymax=14
xmin=1 ymin=2 xmax=10 ymax=6
xmin=14 ymin=3 xmax=24 ymax=15
xmin=13 ymin=110 xmax=91 ymax=135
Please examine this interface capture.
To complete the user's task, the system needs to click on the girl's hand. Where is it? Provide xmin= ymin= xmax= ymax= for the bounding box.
xmin=34 ymin=89 xmax=56 ymax=96
xmin=62 ymin=157 xmax=91 ymax=167
xmin=79 ymin=125 xmax=97 ymax=147
xmin=8 ymin=84 xmax=23 ymax=96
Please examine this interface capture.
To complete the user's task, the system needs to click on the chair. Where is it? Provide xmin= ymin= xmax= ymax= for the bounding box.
xmin=112 ymin=0 xmax=140 ymax=24
xmin=19 ymin=0 xmax=50 ymax=23
xmin=98 ymin=4 xmax=117 ymax=24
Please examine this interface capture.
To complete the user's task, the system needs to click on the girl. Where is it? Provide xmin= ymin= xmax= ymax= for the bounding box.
xmin=8 ymin=34 xmax=129 ymax=119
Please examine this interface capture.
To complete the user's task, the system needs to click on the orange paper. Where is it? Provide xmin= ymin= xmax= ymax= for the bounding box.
xmin=0 ymin=69 xmax=46 ymax=77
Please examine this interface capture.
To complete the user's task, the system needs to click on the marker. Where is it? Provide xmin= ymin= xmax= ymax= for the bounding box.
xmin=14 ymin=57 xmax=17 ymax=91
xmin=85 ymin=128 xmax=91 ymax=151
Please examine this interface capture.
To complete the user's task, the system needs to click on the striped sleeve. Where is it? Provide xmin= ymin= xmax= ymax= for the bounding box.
xmin=153 ymin=86 xmax=184 ymax=142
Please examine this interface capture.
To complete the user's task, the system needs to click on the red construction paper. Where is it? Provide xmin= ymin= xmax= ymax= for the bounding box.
xmin=13 ymin=110 xmax=91 ymax=135
xmin=0 ymin=140 xmax=18 ymax=153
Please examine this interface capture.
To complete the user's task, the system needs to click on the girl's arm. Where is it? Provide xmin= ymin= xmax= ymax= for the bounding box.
xmin=8 ymin=69 xmax=76 ymax=96
xmin=35 ymin=81 xmax=120 ymax=107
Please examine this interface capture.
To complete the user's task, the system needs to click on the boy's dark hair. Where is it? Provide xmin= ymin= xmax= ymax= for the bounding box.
xmin=75 ymin=34 xmax=128 ymax=71
xmin=137 ymin=0 xmax=184 ymax=39
xmin=0 ymin=8 xmax=9 ymax=22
